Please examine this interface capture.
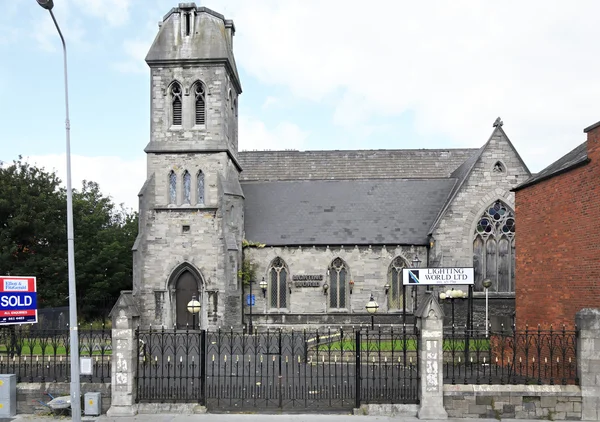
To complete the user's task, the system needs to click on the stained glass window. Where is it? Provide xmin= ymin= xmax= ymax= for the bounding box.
xmin=194 ymin=82 xmax=206 ymax=126
xmin=169 ymin=171 xmax=176 ymax=204
xmin=329 ymin=258 xmax=348 ymax=309
xmin=269 ymin=257 xmax=288 ymax=310
xmin=197 ymin=171 xmax=205 ymax=205
xmin=388 ymin=257 xmax=409 ymax=310
xmin=171 ymin=82 xmax=182 ymax=126
xmin=473 ymin=200 xmax=516 ymax=292
xmin=183 ymin=171 xmax=191 ymax=204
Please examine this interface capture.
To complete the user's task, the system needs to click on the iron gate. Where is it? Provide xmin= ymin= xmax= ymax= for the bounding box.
xmin=135 ymin=326 xmax=419 ymax=411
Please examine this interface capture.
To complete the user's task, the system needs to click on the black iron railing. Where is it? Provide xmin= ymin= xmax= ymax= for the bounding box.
xmin=0 ymin=324 xmax=111 ymax=383
xmin=135 ymin=325 xmax=420 ymax=410
xmin=443 ymin=324 xmax=578 ymax=385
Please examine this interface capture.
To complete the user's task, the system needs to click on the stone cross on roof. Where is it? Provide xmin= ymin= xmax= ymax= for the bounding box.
xmin=493 ymin=117 xmax=504 ymax=127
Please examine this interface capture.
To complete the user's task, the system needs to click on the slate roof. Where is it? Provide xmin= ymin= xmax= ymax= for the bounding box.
xmin=237 ymin=149 xmax=477 ymax=181
xmin=513 ymin=142 xmax=589 ymax=191
xmin=241 ymin=178 xmax=457 ymax=246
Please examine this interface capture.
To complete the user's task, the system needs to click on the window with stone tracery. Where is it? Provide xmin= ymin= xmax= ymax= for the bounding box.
xmin=168 ymin=171 xmax=177 ymax=204
xmin=170 ymin=82 xmax=182 ymax=126
xmin=473 ymin=200 xmax=516 ymax=292
xmin=183 ymin=171 xmax=191 ymax=204
xmin=197 ymin=170 xmax=204 ymax=205
xmin=328 ymin=258 xmax=349 ymax=309
xmin=388 ymin=257 xmax=410 ymax=310
xmin=269 ymin=257 xmax=288 ymax=310
xmin=194 ymin=81 xmax=206 ymax=126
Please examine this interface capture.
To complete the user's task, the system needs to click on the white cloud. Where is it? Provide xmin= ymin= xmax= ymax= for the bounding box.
xmin=24 ymin=154 xmax=145 ymax=212
xmin=208 ymin=0 xmax=600 ymax=171
xmin=262 ymin=96 xmax=279 ymax=109
xmin=71 ymin=0 xmax=132 ymax=26
xmin=239 ymin=116 xmax=309 ymax=151
xmin=112 ymin=39 xmax=152 ymax=73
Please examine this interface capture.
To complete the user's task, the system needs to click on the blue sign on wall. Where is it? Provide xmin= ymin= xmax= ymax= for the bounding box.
xmin=246 ymin=294 xmax=255 ymax=306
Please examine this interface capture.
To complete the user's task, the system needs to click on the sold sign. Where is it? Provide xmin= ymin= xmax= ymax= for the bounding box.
xmin=0 ymin=276 xmax=38 ymax=325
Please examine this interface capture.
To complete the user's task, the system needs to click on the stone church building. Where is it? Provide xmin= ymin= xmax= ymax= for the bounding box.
xmin=130 ymin=3 xmax=531 ymax=330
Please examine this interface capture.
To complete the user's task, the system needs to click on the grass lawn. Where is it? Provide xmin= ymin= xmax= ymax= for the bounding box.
xmin=0 ymin=343 xmax=111 ymax=356
xmin=317 ymin=338 xmax=490 ymax=352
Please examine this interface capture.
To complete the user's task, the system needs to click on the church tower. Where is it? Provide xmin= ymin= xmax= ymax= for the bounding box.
xmin=132 ymin=3 xmax=244 ymax=329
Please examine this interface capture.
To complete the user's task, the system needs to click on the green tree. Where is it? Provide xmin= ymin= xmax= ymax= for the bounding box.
xmin=72 ymin=181 xmax=137 ymax=319
xmin=0 ymin=159 xmax=68 ymax=306
xmin=0 ymin=160 xmax=138 ymax=321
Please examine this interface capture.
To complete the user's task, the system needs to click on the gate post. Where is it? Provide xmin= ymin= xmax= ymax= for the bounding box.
xmin=414 ymin=291 xmax=448 ymax=420
xmin=107 ymin=291 xmax=141 ymax=417
xmin=576 ymin=308 xmax=600 ymax=421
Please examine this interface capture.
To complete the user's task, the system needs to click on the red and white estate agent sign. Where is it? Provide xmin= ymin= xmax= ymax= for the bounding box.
xmin=0 ymin=276 xmax=38 ymax=325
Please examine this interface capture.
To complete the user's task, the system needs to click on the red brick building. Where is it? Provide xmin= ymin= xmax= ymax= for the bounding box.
xmin=513 ymin=120 xmax=600 ymax=328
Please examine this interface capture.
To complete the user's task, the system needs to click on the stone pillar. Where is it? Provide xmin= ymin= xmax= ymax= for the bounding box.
xmin=576 ymin=308 xmax=600 ymax=421
xmin=415 ymin=291 xmax=448 ymax=420
xmin=107 ymin=291 xmax=140 ymax=417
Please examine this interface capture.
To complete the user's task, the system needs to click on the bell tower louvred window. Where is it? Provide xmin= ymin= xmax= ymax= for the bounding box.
xmin=171 ymin=82 xmax=182 ymax=126
xmin=194 ymin=82 xmax=206 ymax=126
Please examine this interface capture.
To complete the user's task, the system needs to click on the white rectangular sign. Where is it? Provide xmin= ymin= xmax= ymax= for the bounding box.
xmin=403 ymin=268 xmax=474 ymax=286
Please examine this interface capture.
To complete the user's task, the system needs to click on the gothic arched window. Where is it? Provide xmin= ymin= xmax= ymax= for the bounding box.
xmin=269 ymin=257 xmax=288 ymax=310
xmin=388 ymin=257 xmax=409 ymax=310
xmin=168 ymin=171 xmax=177 ymax=204
xmin=183 ymin=171 xmax=191 ymax=204
xmin=328 ymin=258 xmax=349 ymax=309
xmin=170 ymin=82 xmax=182 ymax=126
xmin=197 ymin=170 xmax=205 ymax=205
xmin=473 ymin=200 xmax=516 ymax=292
xmin=194 ymin=81 xmax=206 ymax=126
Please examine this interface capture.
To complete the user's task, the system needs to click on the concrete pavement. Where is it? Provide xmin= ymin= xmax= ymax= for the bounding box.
xmin=10 ymin=415 xmax=598 ymax=422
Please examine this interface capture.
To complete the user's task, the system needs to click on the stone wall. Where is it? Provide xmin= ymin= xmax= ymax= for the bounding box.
xmin=17 ymin=382 xmax=110 ymax=415
xmin=444 ymin=385 xmax=581 ymax=420
xmin=244 ymin=245 xmax=426 ymax=328
xmin=430 ymin=127 xmax=529 ymax=274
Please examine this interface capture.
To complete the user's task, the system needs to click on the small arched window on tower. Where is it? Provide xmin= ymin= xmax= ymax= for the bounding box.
xmin=194 ymin=81 xmax=206 ymax=126
xmin=197 ymin=170 xmax=205 ymax=205
xmin=233 ymin=98 xmax=238 ymax=117
xmin=183 ymin=171 xmax=191 ymax=204
xmin=168 ymin=171 xmax=177 ymax=204
xmin=170 ymin=82 xmax=182 ymax=126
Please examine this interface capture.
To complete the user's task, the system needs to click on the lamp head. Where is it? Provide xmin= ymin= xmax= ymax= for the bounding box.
xmin=259 ymin=277 xmax=268 ymax=291
xmin=36 ymin=0 xmax=54 ymax=10
xmin=186 ymin=296 xmax=201 ymax=314
xmin=482 ymin=279 xmax=493 ymax=289
xmin=384 ymin=282 xmax=390 ymax=294
xmin=365 ymin=294 xmax=379 ymax=314
xmin=323 ymin=281 xmax=329 ymax=295
xmin=411 ymin=255 xmax=422 ymax=268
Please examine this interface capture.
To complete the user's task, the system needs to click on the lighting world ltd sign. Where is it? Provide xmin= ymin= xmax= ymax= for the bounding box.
xmin=402 ymin=268 xmax=474 ymax=286
xmin=0 ymin=276 xmax=38 ymax=325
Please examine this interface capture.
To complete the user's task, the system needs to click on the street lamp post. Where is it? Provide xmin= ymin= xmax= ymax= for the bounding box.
xmin=482 ymin=279 xmax=493 ymax=337
xmin=365 ymin=294 xmax=379 ymax=330
xmin=187 ymin=296 xmax=201 ymax=330
xmin=35 ymin=1 xmax=80 ymax=420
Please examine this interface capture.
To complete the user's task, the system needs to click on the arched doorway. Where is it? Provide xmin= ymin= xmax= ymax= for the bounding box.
xmin=171 ymin=266 xmax=202 ymax=329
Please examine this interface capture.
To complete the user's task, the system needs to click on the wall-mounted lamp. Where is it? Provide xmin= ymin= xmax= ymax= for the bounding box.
xmin=349 ymin=280 xmax=355 ymax=294
xmin=323 ymin=281 xmax=329 ymax=295
xmin=384 ymin=282 xmax=390 ymax=295
xmin=259 ymin=277 xmax=267 ymax=298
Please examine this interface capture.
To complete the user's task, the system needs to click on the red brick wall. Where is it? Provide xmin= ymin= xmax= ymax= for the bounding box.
xmin=515 ymin=124 xmax=600 ymax=328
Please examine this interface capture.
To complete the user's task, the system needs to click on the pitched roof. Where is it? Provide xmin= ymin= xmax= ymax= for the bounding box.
xmin=237 ymin=149 xmax=477 ymax=181
xmin=513 ymin=142 xmax=589 ymax=191
xmin=241 ymin=178 xmax=456 ymax=246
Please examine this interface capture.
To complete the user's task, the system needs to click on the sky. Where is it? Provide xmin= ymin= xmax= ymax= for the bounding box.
xmin=1 ymin=0 xmax=599 ymax=211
